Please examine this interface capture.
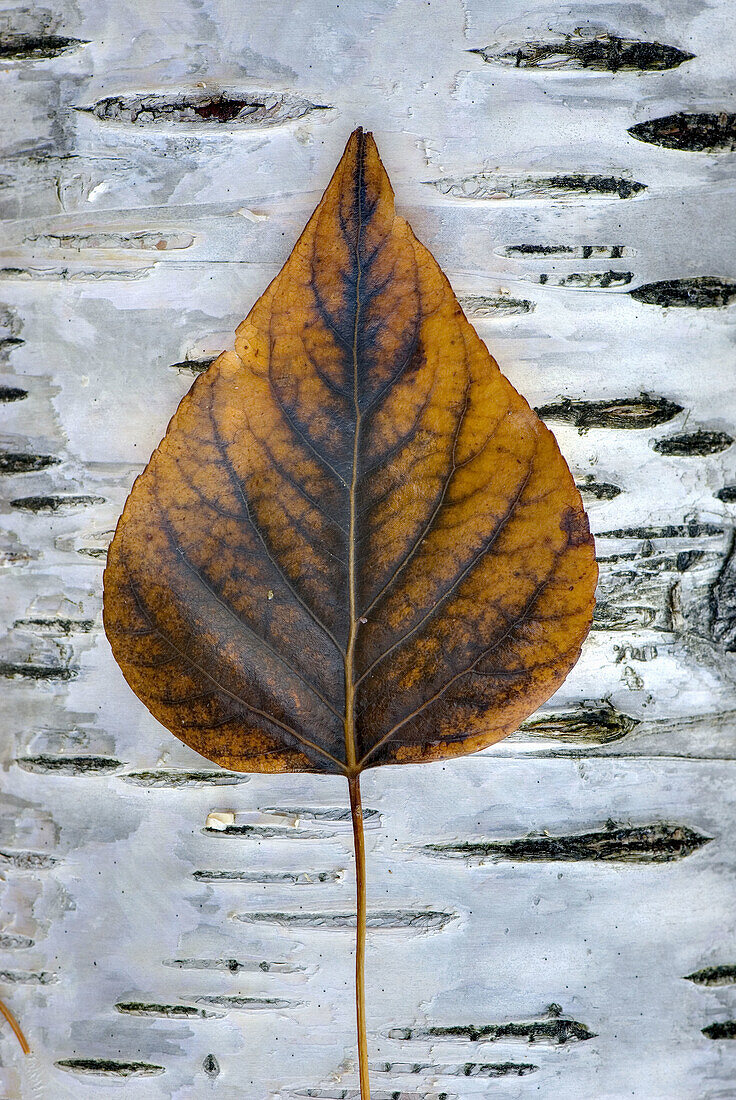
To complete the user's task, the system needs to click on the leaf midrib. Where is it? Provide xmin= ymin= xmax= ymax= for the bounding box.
xmin=344 ymin=130 xmax=366 ymax=777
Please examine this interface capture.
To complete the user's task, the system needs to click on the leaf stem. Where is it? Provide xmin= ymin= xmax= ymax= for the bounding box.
xmin=348 ymin=772 xmax=370 ymax=1099
xmin=0 ymin=998 xmax=30 ymax=1054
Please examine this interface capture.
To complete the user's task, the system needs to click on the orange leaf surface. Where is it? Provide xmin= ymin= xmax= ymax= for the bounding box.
xmin=103 ymin=129 xmax=596 ymax=776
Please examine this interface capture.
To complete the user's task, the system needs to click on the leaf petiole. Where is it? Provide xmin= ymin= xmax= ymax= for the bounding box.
xmin=348 ymin=773 xmax=370 ymax=1099
xmin=0 ymin=998 xmax=30 ymax=1054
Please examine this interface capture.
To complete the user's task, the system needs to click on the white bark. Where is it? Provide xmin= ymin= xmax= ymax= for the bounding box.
xmin=0 ymin=2 xmax=735 ymax=1097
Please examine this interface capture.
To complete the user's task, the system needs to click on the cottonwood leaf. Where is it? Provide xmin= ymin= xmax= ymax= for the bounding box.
xmin=103 ymin=129 xmax=597 ymax=1099
xmin=103 ymin=129 xmax=597 ymax=776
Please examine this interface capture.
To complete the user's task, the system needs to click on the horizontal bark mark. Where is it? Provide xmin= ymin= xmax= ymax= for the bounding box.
xmin=0 ymin=452 xmax=59 ymax=473
xmin=194 ymin=869 xmax=342 ymax=884
xmin=374 ymin=1060 xmax=537 ymax=1077
xmin=196 ymin=994 xmax=294 ymax=1009
xmin=576 ymin=476 xmax=622 ymax=501
xmin=0 ymin=849 xmax=57 ymax=869
xmin=499 ymin=245 xmax=632 ymax=259
xmin=0 ymin=34 xmax=88 ymax=60
xmin=0 ymin=662 xmax=77 ymax=681
xmin=286 ymin=1091 xmax=453 ymax=1100
xmin=536 ymin=395 xmax=681 ymax=431
xmin=520 ymin=703 xmax=638 ymax=744
xmin=13 ymin=617 xmax=96 ymax=634
xmin=457 ymin=294 xmax=534 ymax=316
xmin=233 ymin=910 xmax=457 ymax=931
xmin=25 ymin=230 xmax=194 ymax=251
xmin=716 ymin=486 xmax=736 ymax=502
xmin=428 ymin=174 xmax=645 ymax=201
xmin=10 ymin=494 xmax=105 ymax=512
xmin=0 ymin=933 xmax=34 ymax=949
xmin=629 ymin=112 xmax=736 ymax=152
xmin=0 ymin=267 xmax=155 ymax=282
xmin=121 ymin=769 xmax=248 ymax=787
xmin=389 ymin=1006 xmax=595 ymax=1044
xmin=652 ymin=431 xmax=733 ymax=456
xmin=686 ymin=965 xmax=736 ymax=986
xmin=263 ymin=806 xmax=380 ymax=824
xmin=56 ymin=1059 xmax=165 ymax=1077
xmin=630 ymin=278 xmax=736 ymax=307
xmin=533 ymin=271 xmax=633 ymax=289
xmin=599 ymin=523 xmax=724 ymax=539
xmin=78 ymin=92 xmax=330 ymax=128
xmin=164 ymin=957 xmax=303 ymax=974
xmin=424 ymin=822 xmax=711 ymax=863
xmin=702 ymin=1021 xmax=736 ymax=1039
xmin=15 ymin=755 xmax=123 ymax=775
xmin=204 ymin=825 xmax=324 ymax=839
xmin=472 ymin=35 xmax=693 ymax=72
xmin=0 ymin=386 xmax=28 ymax=402
xmin=114 ymin=1001 xmax=222 ymax=1019
xmin=0 ymin=968 xmax=55 ymax=984
xmin=290 ymin=1092 xmax=457 ymax=1099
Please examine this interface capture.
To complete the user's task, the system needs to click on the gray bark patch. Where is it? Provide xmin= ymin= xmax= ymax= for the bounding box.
xmin=533 ymin=270 xmax=633 ymax=289
xmin=536 ymin=395 xmax=681 ymax=431
xmin=56 ymin=1059 xmax=165 ymax=1076
xmin=77 ymin=91 xmax=330 ymax=129
xmin=498 ymin=244 xmax=632 ymax=259
xmin=15 ymin=755 xmax=124 ymax=775
xmin=0 ymin=661 xmax=77 ymax=681
xmin=164 ymin=957 xmax=302 ymax=974
xmin=685 ymin=965 xmax=736 ymax=986
xmin=374 ymin=1060 xmax=537 ymax=1076
xmin=203 ymin=1054 xmax=220 ymax=1078
xmin=576 ymin=477 xmax=622 ymax=501
xmin=702 ymin=1021 xmax=736 ymax=1039
xmin=424 ymin=822 xmax=711 ymax=863
xmin=630 ymin=278 xmax=736 ymax=307
xmin=0 ymin=34 xmax=88 ymax=60
xmin=193 ymin=869 xmax=342 ymax=884
xmin=520 ymin=703 xmax=638 ymax=744
xmin=710 ymin=535 xmax=736 ymax=650
xmin=9 ymin=494 xmax=105 ymax=512
xmin=233 ymin=910 xmax=457 ymax=930
xmin=472 ymin=35 xmax=693 ymax=73
xmin=0 ymin=452 xmax=59 ymax=473
xmin=115 ymin=1001 xmax=223 ymax=1019
xmin=428 ymin=174 xmax=645 ymax=201
xmin=120 ymin=769 xmax=248 ymax=787
xmin=629 ymin=112 xmax=736 ymax=152
xmin=598 ymin=523 xmax=724 ymax=539
xmin=652 ymin=432 xmax=733 ymax=456
xmin=388 ymin=1006 xmax=595 ymax=1044
xmin=458 ymin=295 xmax=534 ymax=316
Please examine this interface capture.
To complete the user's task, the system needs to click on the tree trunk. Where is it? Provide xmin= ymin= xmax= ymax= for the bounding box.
xmin=1 ymin=3 xmax=734 ymax=1097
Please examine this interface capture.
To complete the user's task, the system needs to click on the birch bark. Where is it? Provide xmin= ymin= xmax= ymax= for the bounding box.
xmin=0 ymin=2 xmax=735 ymax=1097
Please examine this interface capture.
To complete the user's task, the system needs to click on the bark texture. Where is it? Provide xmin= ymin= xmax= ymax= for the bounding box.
xmin=0 ymin=1 xmax=735 ymax=1097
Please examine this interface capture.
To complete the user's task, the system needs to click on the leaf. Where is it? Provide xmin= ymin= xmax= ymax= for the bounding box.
xmin=103 ymin=129 xmax=597 ymax=776
xmin=102 ymin=128 xmax=597 ymax=1099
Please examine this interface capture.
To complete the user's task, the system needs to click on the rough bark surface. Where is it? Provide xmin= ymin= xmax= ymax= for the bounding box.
xmin=0 ymin=2 xmax=734 ymax=1098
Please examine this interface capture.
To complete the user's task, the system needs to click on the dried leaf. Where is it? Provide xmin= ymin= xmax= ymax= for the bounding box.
xmin=103 ymin=129 xmax=596 ymax=775
xmin=103 ymin=129 xmax=597 ymax=1098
